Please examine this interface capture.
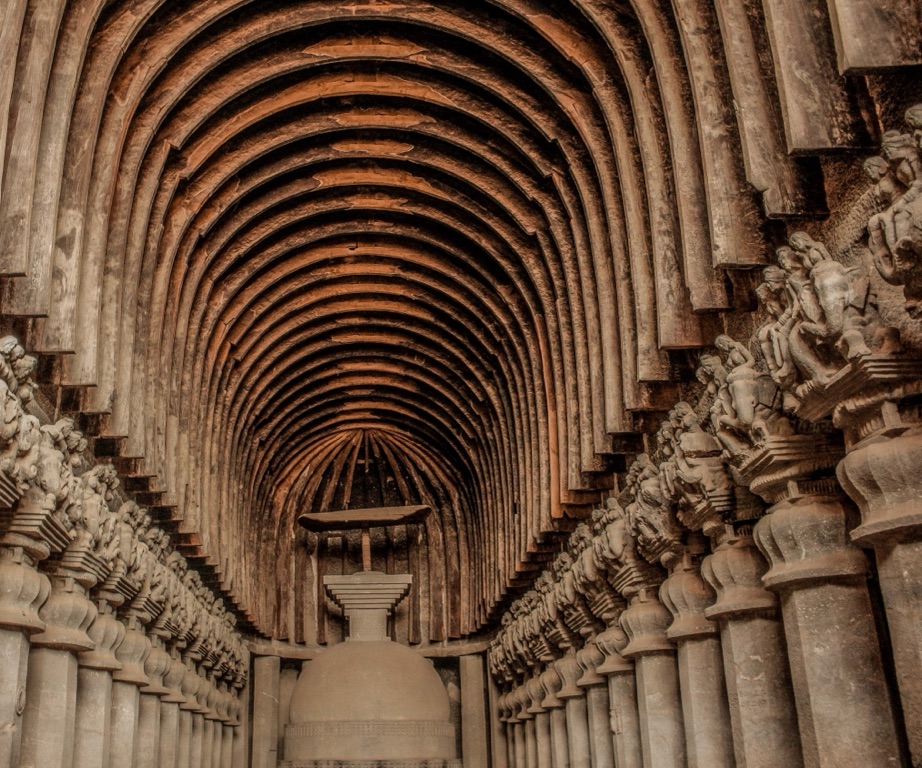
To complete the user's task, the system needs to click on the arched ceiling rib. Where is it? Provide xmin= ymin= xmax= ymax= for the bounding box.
xmin=0 ymin=0 xmax=838 ymax=639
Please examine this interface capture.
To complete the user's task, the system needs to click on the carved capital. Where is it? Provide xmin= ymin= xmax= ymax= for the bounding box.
xmin=78 ymin=608 xmax=126 ymax=671
xmin=575 ymin=641 xmax=606 ymax=687
xmin=839 ymin=424 xmax=922 ymax=546
xmin=162 ymin=652 xmax=188 ymax=705
xmin=112 ymin=625 xmax=152 ymax=686
xmin=619 ymin=591 xmax=674 ymax=658
xmin=141 ymin=639 xmax=172 ymax=696
xmin=30 ymin=577 xmax=97 ymax=651
xmin=659 ymin=559 xmax=719 ymax=641
xmin=539 ymin=666 xmax=565 ymax=710
xmin=553 ymin=652 xmax=585 ymax=700
xmin=754 ymin=494 xmax=868 ymax=590
xmin=594 ymin=625 xmax=633 ymax=676
xmin=701 ymin=535 xmax=778 ymax=620
xmin=512 ymin=682 xmax=533 ymax=721
xmin=525 ymin=676 xmax=546 ymax=715
xmin=0 ymin=549 xmax=49 ymax=634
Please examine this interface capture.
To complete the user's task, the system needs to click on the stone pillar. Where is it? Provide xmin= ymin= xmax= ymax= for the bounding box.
xmin=576 ymin=642 xmax=616 ymax=768
xmin=508 ymin=689 xmax=525 ymax=768
xmin=595 ymin=625 xmax=642 ymax=768
xmin=702 ymin=533 xmax=803 ymax=768
xmin=753 ymin=478 xmax=901 ymax=767
xmin=524 ymin=676 xmax=552 ymax=768
xmin=19 ymin=575 xmax=97 ymax=768
xmin=555 ymin=652 xmax=592 ymax=768
xmin=836 ymin=386 xmax=922 ymax=764
xmin=135 ymin=638 xmax=171 ymax=768
xmin=460 ymin=655 xmax=490 ymax=768
xmin=250 ymin=655 xmax=279 ymax=768
xmin=159 ymin=650 xmax=187 ymax=768
xmin=487 ymin=673 xmax=509 ymax=768
xmin=177 ymin=661 xmax=202 ymax=768
xmin=513 ymin=683 xmax=536 ymax=768
xmin=619 ymin=590 xmax=686 ymax=768
xmin=190 ymin=711 xmax=205 ymax=768
xmin=108 ymin=621 xmax=151 ymax=768
xmin=660 ymin=556 xmax=735 ymax=768
xmin=0 ymin=548 xmax=49 ymax=768
xmin=539 ymin=665 xmax=569 ymax=768
xmin=73 ymin=607 xmax=125 ymax=768
xmin=497 ymin=692 xmax=517 ymax=768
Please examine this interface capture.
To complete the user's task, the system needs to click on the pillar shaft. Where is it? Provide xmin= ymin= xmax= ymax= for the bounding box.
xmin=20 ymin=577 xmax=95 ymax=768
xmin=73 ymin=668 xmax=114 ymax=768
xmin=754 ymin=492 xmax=901 ymax=766
xmin=585 ymin=684 xmax=615 ymax=768
xmin=620 ymin=594 xmax=686 ymax=768
xmin=221 ymin=725 xmax=234 ymax=768
xmin=607 ymin=672 xmax=642 ymax=768
xmin=202 ymin=719 xmax=215 ymax=768
xmin=549 ymin=708 xmax=569 ymax=768
xmin=0 ymin=552 xmax=48 ymax=768
xmin=564 ymin=696 xmax=592 ymax=768
xmin=534 ymin=711 xmax=553 ymax=768
xmin=177 ymin=710 xmax=193 ymax=768
xmin=110 ymin=682 xmax=141 ymax=768
xmin=135 ymin=694 xmax=163 ymax=768
xmin=838 ymin=424 xmax=922 ymax=764
xmin=191 ymin=713 xmax=205 ymax=768
xmin=512 ymin=720 xmax=526 ymax=768
xmin=160 ymin=702 xmax=181 ymax=768
xmin=661 ymin=562 xmax=734 ymax=768
xmin=703 ymin=536 xmax=803 ymax=768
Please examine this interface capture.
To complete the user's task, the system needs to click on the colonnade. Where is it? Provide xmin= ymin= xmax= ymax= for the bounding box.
xmin=489 ymin=102 xmax=922 ymax=768
xmin=0 ymin=338 xmax=247 ymax=768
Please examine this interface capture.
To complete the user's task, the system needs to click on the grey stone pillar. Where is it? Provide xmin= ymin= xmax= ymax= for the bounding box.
xmin=539 ymin=666 xmax=569 ymax=768
xmin=190 ymin=713 xmax=205 ymax=768
xmin=487 ymin=673 xmax=509 ymax=768
xmin=73 ymin=607 xmax=125 ymax=768
xmin=660 ymin=557 xmax=734 ymax=768
xmin=250 ymin=655 xmax=279 ymax=768
xmin=754 ymin=483 xmax=901 ymax=767
xmin=555 ymin=652 xmax=592 ymax=768
xmin=595 ymin=626 xmax=642 ymax=768
xmin=702 ymin=534 xmax=803 ymax=768
xmin=135 ymin=638 xmax=171 ymax=768
xmin=0 ymin=548 xmax=49 ymax=768
xmin=525 ymin=676 xmax=552 ymax=768
xmin=19 ymin=575 xmax=97 ymax=768
xmin=619 ymin=590 xmax=686 ymax=768
xmin=511 ymin=683 xmax=533 ymax=768
xmin=576 ymin=642 xmax=616 ymax=768
xmin=460 ymin=655 xmax=490 ymax=768
xmin=108 ymin=622 xmax=151 ymax=768
xmin=159 ymin=651 xmax=187 ymax=768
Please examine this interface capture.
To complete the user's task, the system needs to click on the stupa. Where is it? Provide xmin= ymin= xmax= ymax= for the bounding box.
xmin=282 ymin=507 xmax=461 ymax=767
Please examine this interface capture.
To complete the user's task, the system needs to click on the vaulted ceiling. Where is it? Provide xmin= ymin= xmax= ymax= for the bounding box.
xmin=2 ymin=0 xmax=897 ymax=640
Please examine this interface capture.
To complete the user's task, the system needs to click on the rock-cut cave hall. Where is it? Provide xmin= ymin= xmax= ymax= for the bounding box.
xmin=0 ymin=0 xmax=921 ymax=766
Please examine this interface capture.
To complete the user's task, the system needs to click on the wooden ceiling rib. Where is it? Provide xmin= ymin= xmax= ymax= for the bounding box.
xmin=0 ymin=0 xmax=838 ymax=638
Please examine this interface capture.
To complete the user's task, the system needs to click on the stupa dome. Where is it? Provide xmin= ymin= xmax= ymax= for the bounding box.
xmin=285 ymin=639 xmax=458 ymax=764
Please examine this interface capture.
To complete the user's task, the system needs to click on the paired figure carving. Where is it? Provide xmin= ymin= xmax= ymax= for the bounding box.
xmin=865 ymin=104 xmax=922 ymax=316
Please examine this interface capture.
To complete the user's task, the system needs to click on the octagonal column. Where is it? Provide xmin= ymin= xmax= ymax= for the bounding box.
xmin=595 ymin=625 xmax=642 ymax=768
xmin=836 ymin=384 xmax=922 ymax=764
xmin=108 ymin=619 xmax=151 ymax=768
xmin=539 ymin=666 xmax=569 ymax=768
xmin=555 ymin=652 xmax=591 ymax=768
xmin=525 ymin=675 xmax=552 ymax=768
xmin=20 ymin=574 xmax=97 ymax=768
xmin=135 ymin=638 xmax=171 ymax=768
xmin=159 ymin=650 xmax=187 ymax=768
xmin=576 ymin=641 xmax=615 ymax=768
xmin=660 ymin=555 xmax=734 ymax=768
xmin=0 ymin=547 xmax=49 ymax=768
xmin=512 ymin=683 xmax=534 ymax=768
xmin=753 ymin=478 xmax=901 ymax=767
xmin=702 ymin=533 xmax=803 ymax=768
xmin=619 ymin=589 xmax=685 ymax=768
xmin=73 ymin=606 xmax=125 ymax=768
